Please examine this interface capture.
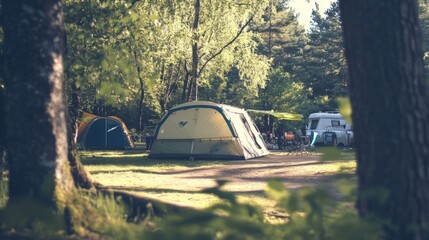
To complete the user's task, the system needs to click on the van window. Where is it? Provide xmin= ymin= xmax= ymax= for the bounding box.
xmin=310 ymin=119 xmax=319 ymax=130
xmin=331 ymin=120 xmax=340 ymax=127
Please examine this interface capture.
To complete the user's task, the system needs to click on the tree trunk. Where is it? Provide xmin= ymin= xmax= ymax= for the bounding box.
xmin=66 ymin=109 xmax=93 ymax=189
xmin=268 ymin=0 xmax=273 ymax=59
xmin=187 ymin=75 xmax=194 ymax=102
xmin=3 ymin=0 xmax=74 ymax=226
xmin=191 ymin=0 xmax=200 ymax=101
xmin=0 ymin=87 xmax=6 ymax=181
xmin=132 ymin=50 xmax=145 ymax=134
xmin=138 ymin=74 xmax=145 ymax=133
xmin=70 ymin=79 xmax=80 ymax=143
xmin=339 ymin=1 xmax=429 ymax=239
xmin=182 ymin=63 xmax=190 ymax=101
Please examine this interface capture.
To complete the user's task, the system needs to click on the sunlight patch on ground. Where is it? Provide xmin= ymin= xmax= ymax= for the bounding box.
xmin=81 ymin=148 xmax=356 ymax=222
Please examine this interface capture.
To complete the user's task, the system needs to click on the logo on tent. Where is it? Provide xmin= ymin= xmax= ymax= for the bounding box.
xmin=178 ymin=121 xmax=188 ymax=128
xmin=108 ymin=126 xmax=119 ymax=132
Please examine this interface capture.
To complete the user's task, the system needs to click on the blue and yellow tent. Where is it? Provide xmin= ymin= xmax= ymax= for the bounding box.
xmin=77 ymin=112 xmax=134 ymax=150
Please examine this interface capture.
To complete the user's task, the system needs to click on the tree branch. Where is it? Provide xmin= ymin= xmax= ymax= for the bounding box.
xmin=198 ymin=15 xmax=254 ymax=76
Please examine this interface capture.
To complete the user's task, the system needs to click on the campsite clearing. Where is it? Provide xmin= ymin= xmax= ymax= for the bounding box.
xmin=81 ymin=145 xmax=356 ymax=222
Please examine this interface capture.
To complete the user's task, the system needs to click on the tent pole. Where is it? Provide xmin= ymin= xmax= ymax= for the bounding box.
xmin=190 ymin=139 xmax=195 ymax=160
xmin=105 ymin=119 xmax=107 ymax=147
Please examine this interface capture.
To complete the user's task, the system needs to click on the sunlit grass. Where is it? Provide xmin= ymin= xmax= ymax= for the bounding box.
xmin=81 ymin=148 xmax=226 ymax=174
xmin=80 ymin=147 xmax=357 ymax=223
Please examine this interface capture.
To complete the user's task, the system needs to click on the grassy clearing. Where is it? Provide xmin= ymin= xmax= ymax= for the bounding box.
xmin=0 ymin=148 xmax=362 ymax=239
xmin=80 ymin=146 xmax=226 ymax=174
xmin=80 ymin=145 xmax=357 ymax=224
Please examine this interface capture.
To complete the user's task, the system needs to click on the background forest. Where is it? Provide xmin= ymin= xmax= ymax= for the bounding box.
xmin=61 ymin=0 xmax=349 ymax=135
xmin=0 ymin=0 xmax=419 ymax=134
xmin=0 ymin=1 xmax=428 ymax=131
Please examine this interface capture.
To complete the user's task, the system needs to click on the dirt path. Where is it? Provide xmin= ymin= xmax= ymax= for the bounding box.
xmin=91 ymin=152 xmax=355 ymax=209
xmin=140 ymin=154 xmax=336 ymax=192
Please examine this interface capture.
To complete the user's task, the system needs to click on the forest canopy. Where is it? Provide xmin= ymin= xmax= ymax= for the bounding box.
xmin=60 ymin=0 xmax=350 ymax=134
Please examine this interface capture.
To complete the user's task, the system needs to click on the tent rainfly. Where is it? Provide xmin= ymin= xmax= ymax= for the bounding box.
xmin=77 ymin=112 xmax=134 ymax=150
xmin=149 ymin=101 xmax=269 ymax=160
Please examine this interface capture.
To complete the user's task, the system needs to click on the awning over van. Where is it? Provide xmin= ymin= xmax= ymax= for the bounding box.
xmin=247 ymin=109 xmax=303 ymax=121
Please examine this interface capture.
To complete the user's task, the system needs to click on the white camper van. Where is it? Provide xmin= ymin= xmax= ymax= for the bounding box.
xmin=306 ymin=112 xmax=353 ymax=147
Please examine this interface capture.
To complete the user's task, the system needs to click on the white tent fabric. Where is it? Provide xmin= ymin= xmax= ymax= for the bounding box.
xmin=149 ymin=101 xmax=269 ymax=160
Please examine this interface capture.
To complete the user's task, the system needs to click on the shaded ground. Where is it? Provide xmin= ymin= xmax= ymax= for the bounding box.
xmin=81 ymin=147 xmax=356 ymax=214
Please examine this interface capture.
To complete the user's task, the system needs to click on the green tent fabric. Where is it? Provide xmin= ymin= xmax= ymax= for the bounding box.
xmin=247 ymin=109 xmax=303 ymax=121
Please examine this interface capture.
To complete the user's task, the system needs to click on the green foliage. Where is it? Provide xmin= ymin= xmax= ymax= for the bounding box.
xmin=265 ymin=179 xmax=382 ymax=240
xmin=300 ymin=1 xmax=348 ymax=105
xmin=61 ymin=0 xmax=429 ymax=130
xmin=144 ymin=180 xmax=269 ymax=240
xmin=0 ymin=197 xmax=67 ymax=236
xmin=142 ymin=178 xmax=382 ymax=240
xmin=0 ymin=188 xmax=151 ymax=239
xmin=337 ymin=97 xmax=352 ymax=124
xmin=73 ymin=190 xmax=148 ymax=239
xmin=319 ymin=147 xmax=343 ymax=161
xmin=64 ymin=0 xmax=163 ymax=127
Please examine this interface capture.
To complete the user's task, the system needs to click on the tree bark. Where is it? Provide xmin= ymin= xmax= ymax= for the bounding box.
xmin=132 ymin=50 xmax=145 ymax=133
xmin=3 ymin=0 xmax=74 ymax=218
xmin=190 ymin=0 xmax=200 ymax=101
xmin=0 ymin=87 xmax=6 ymax=181
xmin=339 ymin=1 xmax=429 ymax=239
xmin=69 ymin=79 xmax=80 ymax=143
xmin=182 ymin=62 xmax=190 ymax=101
xmin=137 ymin=73 xmax=145 ymax=133
xmin=66 ymin=110 xmax=93 ymax=189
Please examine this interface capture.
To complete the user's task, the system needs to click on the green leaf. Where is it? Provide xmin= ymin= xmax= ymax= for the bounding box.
xmin=265 ymin=179 xmax=289 ymax=201
xmin=319 ymin=147 xmax=342 ymax=161
xmin=101 ymin=60 xmax=109 ymax=70
xmin=337 ymin=97 xmax=352 ymax=124
xmin=335 ymin=178 xmax=357 ymax=200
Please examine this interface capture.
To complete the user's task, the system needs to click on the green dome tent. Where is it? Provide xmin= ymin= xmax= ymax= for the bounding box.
xmin=77 ymin=112 xmax=134 ymax=150
xmin=149 ymin=101 xmax=269 ymax=160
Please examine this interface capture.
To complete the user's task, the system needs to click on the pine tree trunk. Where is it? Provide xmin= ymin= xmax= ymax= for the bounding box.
xmin=3 ymin=0 xmax=74 ymax=220
xmin=339 ymin=1 xmax=429 ymax=239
